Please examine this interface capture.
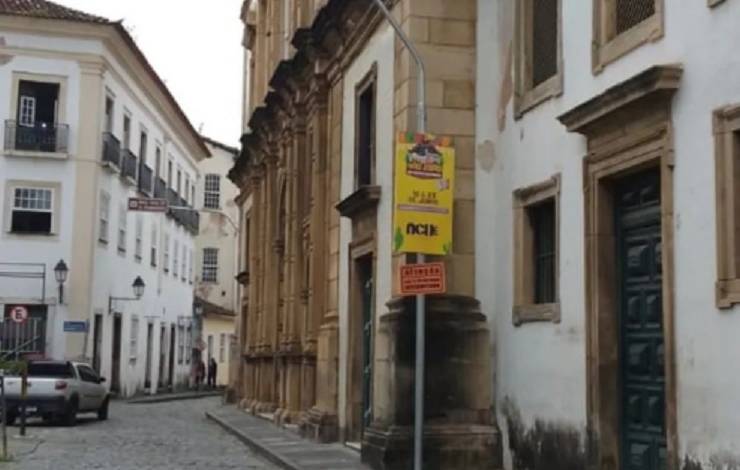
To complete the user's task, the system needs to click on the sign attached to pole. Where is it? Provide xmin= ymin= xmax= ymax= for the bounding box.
xmin=393 ymin=133 xmax=455 ymax=255
xmin=400 ymin=262 xmax=446 ymax=296
xmin=9 ymin=306 xmax=28 ymax=324
xmin=128 ymin=197 xmax=168 ymax=213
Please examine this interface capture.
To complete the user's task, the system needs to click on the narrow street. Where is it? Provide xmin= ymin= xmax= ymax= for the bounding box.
xmin=4 ymin=397 xmax=278 ymax=470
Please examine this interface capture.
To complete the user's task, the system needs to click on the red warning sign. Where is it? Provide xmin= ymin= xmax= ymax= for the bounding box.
xmin=400 ymin=262 xmax=446 ymax=296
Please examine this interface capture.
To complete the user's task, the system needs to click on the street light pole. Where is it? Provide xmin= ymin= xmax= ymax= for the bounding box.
xmin=370 ymin=2 xmax=427 ymax=469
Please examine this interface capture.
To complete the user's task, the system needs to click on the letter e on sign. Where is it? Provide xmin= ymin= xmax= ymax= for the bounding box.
xmin=9 ymin=305 xmax=28 ymax=324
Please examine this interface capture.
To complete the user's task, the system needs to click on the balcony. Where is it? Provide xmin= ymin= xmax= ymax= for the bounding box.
xmin=138 ymin=163 xmax=153 ymax=196
xmin=153 ymin=177 xmax=167 ymax=199
xmin=4 ymin=120 xmax=69 ymax=155
xmin=121 ymin=149 xmax=137 ymax=183
xmin=166 ymin=188 xmax=179 ymax=207
xmin=101 ymin=132 xmax=121 ymax=169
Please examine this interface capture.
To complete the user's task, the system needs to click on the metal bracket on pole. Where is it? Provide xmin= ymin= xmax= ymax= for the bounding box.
xmin=370 ymin=1 xmax=427 ymax=469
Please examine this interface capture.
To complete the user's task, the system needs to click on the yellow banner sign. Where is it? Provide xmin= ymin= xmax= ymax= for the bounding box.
xmin=393 ymin=132 xmax=454 ymax=255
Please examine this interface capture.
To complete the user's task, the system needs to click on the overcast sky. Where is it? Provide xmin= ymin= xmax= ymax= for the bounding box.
xmin=58 ymin=0 xmax=244 ymax=147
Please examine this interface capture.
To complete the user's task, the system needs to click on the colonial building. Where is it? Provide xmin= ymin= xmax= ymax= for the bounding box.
xmin=194 ymin=137 xmax=241 ymax=388
xmin=477 ymin=0 xmax=740 ymax=469
xmin=0 ymin=0 xmax=207 ymax=397
xmin=230 ymin=0 xmax=498 ymax=468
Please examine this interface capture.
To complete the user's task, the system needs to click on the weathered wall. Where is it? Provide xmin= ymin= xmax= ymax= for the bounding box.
xmin=476 ymin=0 xmax=740 ymax=467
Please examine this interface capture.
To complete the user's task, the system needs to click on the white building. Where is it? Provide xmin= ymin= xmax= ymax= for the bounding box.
xmin=477 ymin=0 xmax=740 ymax=468
xmin=0 ymin=0 xmax=209 ymax=397
xmin=194 ymin=137 xmax=240 ymax=387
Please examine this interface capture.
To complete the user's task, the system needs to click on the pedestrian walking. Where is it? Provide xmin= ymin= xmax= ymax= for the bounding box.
xmin=208 ymin=358 xmax=218 ymax=388
xmin=197 ymin=359 xmax=206 ymax=390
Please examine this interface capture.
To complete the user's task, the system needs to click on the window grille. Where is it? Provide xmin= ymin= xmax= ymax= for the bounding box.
xmin=202 ymin=248 xmax=219 ymax=283
xmin=531 ymin=199 xmax=556 ymax=303
xmin=616 ymin=0 xmax=655 ymax=34
xmin=99 ymin=192 xmax=110 ymax=243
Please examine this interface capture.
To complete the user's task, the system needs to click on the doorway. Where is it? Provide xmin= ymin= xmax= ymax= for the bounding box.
xmin=615 ymin=169 xmax=666 ymax=469
xmin=158 ymin=325 xmax=166 ymax=388
xmin=111 ymin=314 xmax=122 ymax=393
xmin=92 ymin=314 xmax=103 ymax=374
xmin=348 ymin=255 xmax=374 ymax=443
xmin=145 ymin=323 xmax=153 ymax=389
xmin=168 ymin=324 xmax=176 ymax=388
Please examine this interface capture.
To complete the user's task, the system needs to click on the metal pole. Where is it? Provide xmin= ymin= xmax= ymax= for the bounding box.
xmin=1 ymin=375 xmax=7 ymax=460
xmin=370 ymin=2 xmax=427 ymax=469
xmin=19 ymin=361 xmax=26 ymax=437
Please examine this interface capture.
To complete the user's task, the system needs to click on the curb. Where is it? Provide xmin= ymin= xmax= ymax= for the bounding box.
xmin=128 ymin=391 xmax=223 ymax=405
xmin=205 ymin=411 xmax=301 ymax=470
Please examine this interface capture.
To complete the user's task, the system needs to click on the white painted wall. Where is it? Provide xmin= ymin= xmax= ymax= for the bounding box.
xmin=0 ymin=26 xmax=202 ymax=398
xmin=477 ymin=0 xmax=740 ymax=466
xmin=337 ymin=22 xmax=395 ymax=435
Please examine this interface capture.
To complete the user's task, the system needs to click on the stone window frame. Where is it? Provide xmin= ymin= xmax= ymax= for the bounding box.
xmin=3 ymin=179 xmax=62 ymax=239
xmin=353 ymin=64 xmax=378 ymax=189
xmin=713 ymin=104 xmax=740 ymax=308
xmin=592 ymin=0 xmax=665 ymax=73
xmin=512 ymin=173 xmax=562 ymax=325
xmin=514 ymin=0 xmax=564 ymax=118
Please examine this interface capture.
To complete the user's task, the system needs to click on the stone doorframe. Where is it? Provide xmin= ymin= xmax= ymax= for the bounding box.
xmin=559 ymin=65 xmax=682 ymax=470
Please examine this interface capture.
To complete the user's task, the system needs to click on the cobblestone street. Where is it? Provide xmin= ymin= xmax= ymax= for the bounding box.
xmin=4 ymin=397 xmax=278 ymax=470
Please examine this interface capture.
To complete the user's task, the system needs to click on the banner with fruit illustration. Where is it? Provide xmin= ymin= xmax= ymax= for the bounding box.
xmin=393 ymin=132 xmax=454 ymax=255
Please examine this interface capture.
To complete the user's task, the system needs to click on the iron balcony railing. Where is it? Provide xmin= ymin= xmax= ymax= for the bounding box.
xmin=102 ymin=132 xmax=121 ymax=167
xmin=138 ymin=164 xmax=153 ymax=195
xmin=154 ymin=177 xmax=167 ymax=199
xmin=4 ymin=120 xmax=69 ymax=153
xmin=121 ymin=149 xmax=137 ymax=181
xmin=166 ymin=188 xmax=179 ymax=206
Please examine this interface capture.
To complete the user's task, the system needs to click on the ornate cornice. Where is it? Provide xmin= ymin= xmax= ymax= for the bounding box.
xmin=335 ymin=185 xmax=381 ymax=219
xmin=558 ymin=64 xmax=683 ymax=135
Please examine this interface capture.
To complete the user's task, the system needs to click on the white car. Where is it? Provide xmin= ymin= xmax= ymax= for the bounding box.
xmin=3 ymin=360 xmax=110 ymax=426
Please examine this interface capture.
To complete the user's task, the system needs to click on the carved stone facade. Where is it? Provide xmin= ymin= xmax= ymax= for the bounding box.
xmin=230 ymin=1 xmax=501 ymax=468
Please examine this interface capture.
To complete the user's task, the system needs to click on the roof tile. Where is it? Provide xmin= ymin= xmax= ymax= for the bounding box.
xmin=0 ymin=0 xmax=109 ymax=23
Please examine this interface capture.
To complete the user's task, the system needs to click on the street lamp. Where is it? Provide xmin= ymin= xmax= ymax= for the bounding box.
xmin=54 ymin=259 xmax=68 ymax=304
xmin=108 ymin=276 xmax=146 ymax=315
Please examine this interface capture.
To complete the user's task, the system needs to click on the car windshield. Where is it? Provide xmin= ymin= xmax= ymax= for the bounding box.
xmin=27 ymin=362 xmax=74 ymax=378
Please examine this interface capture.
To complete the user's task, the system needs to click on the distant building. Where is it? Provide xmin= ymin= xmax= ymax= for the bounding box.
xmin=0 ymin=0 xmax=208 ymax=397
xmin=194 ymin=137 xmax=240 ymax=388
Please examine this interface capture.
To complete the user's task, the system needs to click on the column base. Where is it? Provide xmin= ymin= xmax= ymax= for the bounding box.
xmin=300 ymin=406 xmax=338 ymax=443
xmin=362 ymin=423 xmax=502 ymax=470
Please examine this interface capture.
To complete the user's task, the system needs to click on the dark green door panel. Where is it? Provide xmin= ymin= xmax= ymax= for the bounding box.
xmin=616 ymin=169 xmax=667 ymax=470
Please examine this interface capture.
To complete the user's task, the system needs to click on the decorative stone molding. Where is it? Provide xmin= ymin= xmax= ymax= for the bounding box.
xmin=335 ymin=185 xmax=381 ymax=219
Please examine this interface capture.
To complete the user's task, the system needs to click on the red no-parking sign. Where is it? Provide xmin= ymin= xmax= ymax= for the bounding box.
xmin=9 ymin=305 xmax=28 ymax=323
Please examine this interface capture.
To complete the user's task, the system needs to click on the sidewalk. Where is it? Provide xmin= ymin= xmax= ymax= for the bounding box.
xmin=128 ymin=389 xmax=223 ymax=404
xmin=206 ymin=405 xmax=369 ymax=470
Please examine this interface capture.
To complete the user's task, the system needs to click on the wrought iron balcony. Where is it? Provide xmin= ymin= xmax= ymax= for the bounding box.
xmin=102 ymin=132 xmax=121 ymax=168
xmin=121 ymin=149 xmax=137 ymax=181
xmin=166 ymin=188 xmax=179 ymax=206
xmin=4 ymin=120 xmax=69 ymax=153
xmin=153 ymin=177 xmax=167 ymax=199
xmin=138 ymin=163 xmax=153 ymax=195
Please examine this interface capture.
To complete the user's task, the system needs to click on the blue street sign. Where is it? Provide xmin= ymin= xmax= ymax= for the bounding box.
xmin=63 ymin=321 xmax=87 ymax=333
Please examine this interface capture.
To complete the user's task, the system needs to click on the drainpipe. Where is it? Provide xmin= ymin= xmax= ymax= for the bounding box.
xmin=369 ymin=1 xmax=427 ymax=469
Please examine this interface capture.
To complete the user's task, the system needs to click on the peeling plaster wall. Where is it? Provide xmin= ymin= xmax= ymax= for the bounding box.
xmin=476 ymin=0 xmax=740 ymax=467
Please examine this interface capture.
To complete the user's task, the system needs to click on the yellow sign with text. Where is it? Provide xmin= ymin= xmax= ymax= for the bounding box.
xmin=393 ymin=132 xmax=455 ymax=255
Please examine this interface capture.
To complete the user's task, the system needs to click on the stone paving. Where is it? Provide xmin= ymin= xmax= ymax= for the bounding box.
xmin=2 ymin=397 xmax=278 ymax=470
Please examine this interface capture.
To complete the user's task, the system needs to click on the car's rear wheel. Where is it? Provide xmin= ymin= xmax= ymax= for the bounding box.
xmin=63 ymin=398 xmax=78 ymax=427
xmin=97 ymin=398 xmax=109 ymax=421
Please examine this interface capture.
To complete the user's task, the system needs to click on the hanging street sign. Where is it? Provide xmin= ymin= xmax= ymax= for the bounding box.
xmin=400 ymin=262 xmax=446 ymax=296
xmin=393 ymin=133 xmax=455 ymax=255
xmin=128 ymin=197 xmax=168 ymax=212
xmin=9 ymin=305 xmax=28 ymax=324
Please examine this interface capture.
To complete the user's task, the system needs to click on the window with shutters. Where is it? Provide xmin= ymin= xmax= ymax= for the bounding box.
xmin=99 ymin=191 xmax=110 ymax=243
xmin=514 ymin=0 xmax=563 ymax=117
xmin=130 ymin=316 xmax=139 ymax=362
xmin=512 ymin=174 xmax=561 ymax=325
xmin=204 ymin=174 xmax=220 ymax=209
xmin=181 ymin=244 xmax=187 ymax=282
xmin=173 ymin=239 xmax=179 ymax=277
xmin=163 ymin=233 xmax=170 ymax=273
xmin=202 ymin=248 xmax=218 ymax=283
xmin=134 ymin=215 xmax=143 ymax=261
xmin=117 ymin=204 xmax=127 ymax=254
xmin=219 ymin=333 xmax=226 ymax=363
xmin=177 ymin=325 xmax=185 ymax=365
xmin=593 ymin=0 xmax=663 ymax=72
xmin=150 ymin=224 xmax=158 ymax=267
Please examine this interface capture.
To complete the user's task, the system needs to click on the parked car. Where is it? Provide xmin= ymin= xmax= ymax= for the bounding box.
xmin=2 ymin=360 xmax=110 ymax=426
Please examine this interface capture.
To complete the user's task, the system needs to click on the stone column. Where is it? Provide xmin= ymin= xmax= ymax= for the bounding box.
xmin=361 ymin=0 xmax=502 ymax=468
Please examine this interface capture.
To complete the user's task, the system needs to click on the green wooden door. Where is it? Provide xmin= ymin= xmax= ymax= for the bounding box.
xmin=616 ymin=169 xmax=667 ymax=470
xmin=362 ymin=275 xmax=374 ymax=431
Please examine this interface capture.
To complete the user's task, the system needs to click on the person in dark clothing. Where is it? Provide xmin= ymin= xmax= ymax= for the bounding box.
xmin=196 ymin=360 xmax=206 ymax=390
xmin=208 ymin=358 xmax=217 ymax=388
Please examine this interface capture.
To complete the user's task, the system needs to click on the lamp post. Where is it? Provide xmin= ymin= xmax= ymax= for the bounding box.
xmin=53 ymin=259 xmax=68 ymax=304
xmin=108 ymin=276 xmax=146 ymax=315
